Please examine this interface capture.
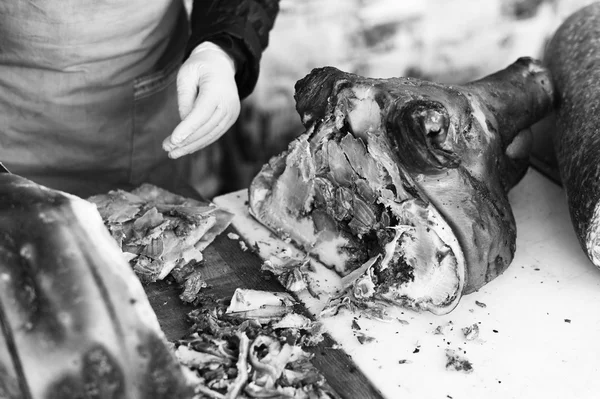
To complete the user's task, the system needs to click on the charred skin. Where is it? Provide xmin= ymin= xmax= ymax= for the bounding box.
xmin=0 ymin=175 xmax=193 ymax=399
xmin=250 ymin=58 xmax=553 ymax=314
xmin=545 ymin=3 xmax=600 ymax=268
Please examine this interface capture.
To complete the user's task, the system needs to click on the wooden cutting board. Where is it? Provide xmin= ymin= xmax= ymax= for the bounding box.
xmin=214 ymin=168 xmax=600 ymax=399
xmin=141 ymin=193 xmax=383 ymax=399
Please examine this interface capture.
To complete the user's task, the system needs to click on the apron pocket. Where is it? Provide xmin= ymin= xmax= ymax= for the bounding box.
xmin=133 ymin=58 xmax=181 ymax=100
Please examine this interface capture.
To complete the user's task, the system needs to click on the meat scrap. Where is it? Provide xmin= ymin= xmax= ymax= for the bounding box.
xmin=445 ymin=349 xmax=474 ymax=374
xmin=88 ymin=184 xmax=233 ymax=285
xmin=462 ymin=324 xmax=480 ymax=341
xmin=176 ymin=294 xmax=334 ymax=398
xmin=179 ymin=271 xmax=209 ymax=304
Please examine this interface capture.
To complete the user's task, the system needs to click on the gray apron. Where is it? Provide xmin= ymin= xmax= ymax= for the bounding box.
xmin=0 ymin=0 xmax=191 ymax=197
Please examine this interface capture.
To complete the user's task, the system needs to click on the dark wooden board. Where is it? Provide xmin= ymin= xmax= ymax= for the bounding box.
xmin=144 ymin=223 xmax=384 ymax=399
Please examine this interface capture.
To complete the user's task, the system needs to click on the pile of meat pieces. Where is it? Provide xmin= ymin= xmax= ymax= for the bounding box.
xmin=176 ymin=289 xmax=334 ymax=399
xmin=88 ymin=184 xmax=233 ymax=286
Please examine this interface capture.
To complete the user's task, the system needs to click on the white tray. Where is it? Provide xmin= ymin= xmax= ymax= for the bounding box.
xmin=214 ymin=169 xmax=599 ymax=399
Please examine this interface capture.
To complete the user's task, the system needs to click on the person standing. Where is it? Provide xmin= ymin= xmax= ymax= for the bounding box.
xmin=0 ymin=0 xmax=279 ymax=197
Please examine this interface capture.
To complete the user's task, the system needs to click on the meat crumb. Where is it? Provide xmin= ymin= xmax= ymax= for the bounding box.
xmin=475 ymin=300 xmax=487 ymax=308
xmin=445 ymin=349 xmax=473 ymax=373
xmin=227 ymin=232 xmax=240 ymax=240
xmin=462 ymin=323 xmax=479 ymax=341
xmin=433 ymin=321 xmax=453 ymax=335
xmin=356 ymin=332 xmax=375 ymax=344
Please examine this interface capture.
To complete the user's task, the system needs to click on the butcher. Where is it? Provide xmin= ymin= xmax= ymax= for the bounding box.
xmin=0 ymin=0 xmax=279 ymax=197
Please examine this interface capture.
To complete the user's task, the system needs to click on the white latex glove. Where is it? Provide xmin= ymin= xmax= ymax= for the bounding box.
xmin=163 ymin=42 xmax=241 ymax=159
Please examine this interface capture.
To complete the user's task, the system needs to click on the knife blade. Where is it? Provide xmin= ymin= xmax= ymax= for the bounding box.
xmin=0 ymin=162 xmax=10 ymax=173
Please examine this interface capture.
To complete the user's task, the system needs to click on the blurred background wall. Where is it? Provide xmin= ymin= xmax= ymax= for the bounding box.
xmin=191 ymin=0 xmax=595 ymax=199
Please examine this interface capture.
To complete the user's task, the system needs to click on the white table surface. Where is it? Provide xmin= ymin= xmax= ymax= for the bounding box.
xmin=214 ymin=169 xmax=600 ymax=399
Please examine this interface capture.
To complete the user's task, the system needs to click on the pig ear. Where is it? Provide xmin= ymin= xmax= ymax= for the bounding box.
xmin=294 ymin=67 xmax=349 ymax=127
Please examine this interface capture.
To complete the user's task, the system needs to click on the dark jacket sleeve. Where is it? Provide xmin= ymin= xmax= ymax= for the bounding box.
xmin=187 ymin=0 xmax=280 ymax=99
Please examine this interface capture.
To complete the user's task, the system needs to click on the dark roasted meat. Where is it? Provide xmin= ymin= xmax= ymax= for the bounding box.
xmin=249 ymin=58 xmax=553 ymax=314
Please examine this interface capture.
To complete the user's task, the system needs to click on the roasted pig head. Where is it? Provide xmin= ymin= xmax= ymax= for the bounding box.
xmin=249 ymin=58 xmax=553 ymax=315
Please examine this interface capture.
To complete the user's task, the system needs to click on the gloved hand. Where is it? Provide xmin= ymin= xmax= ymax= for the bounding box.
xmin=163 ymin=42 xmax=241 ymax=159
